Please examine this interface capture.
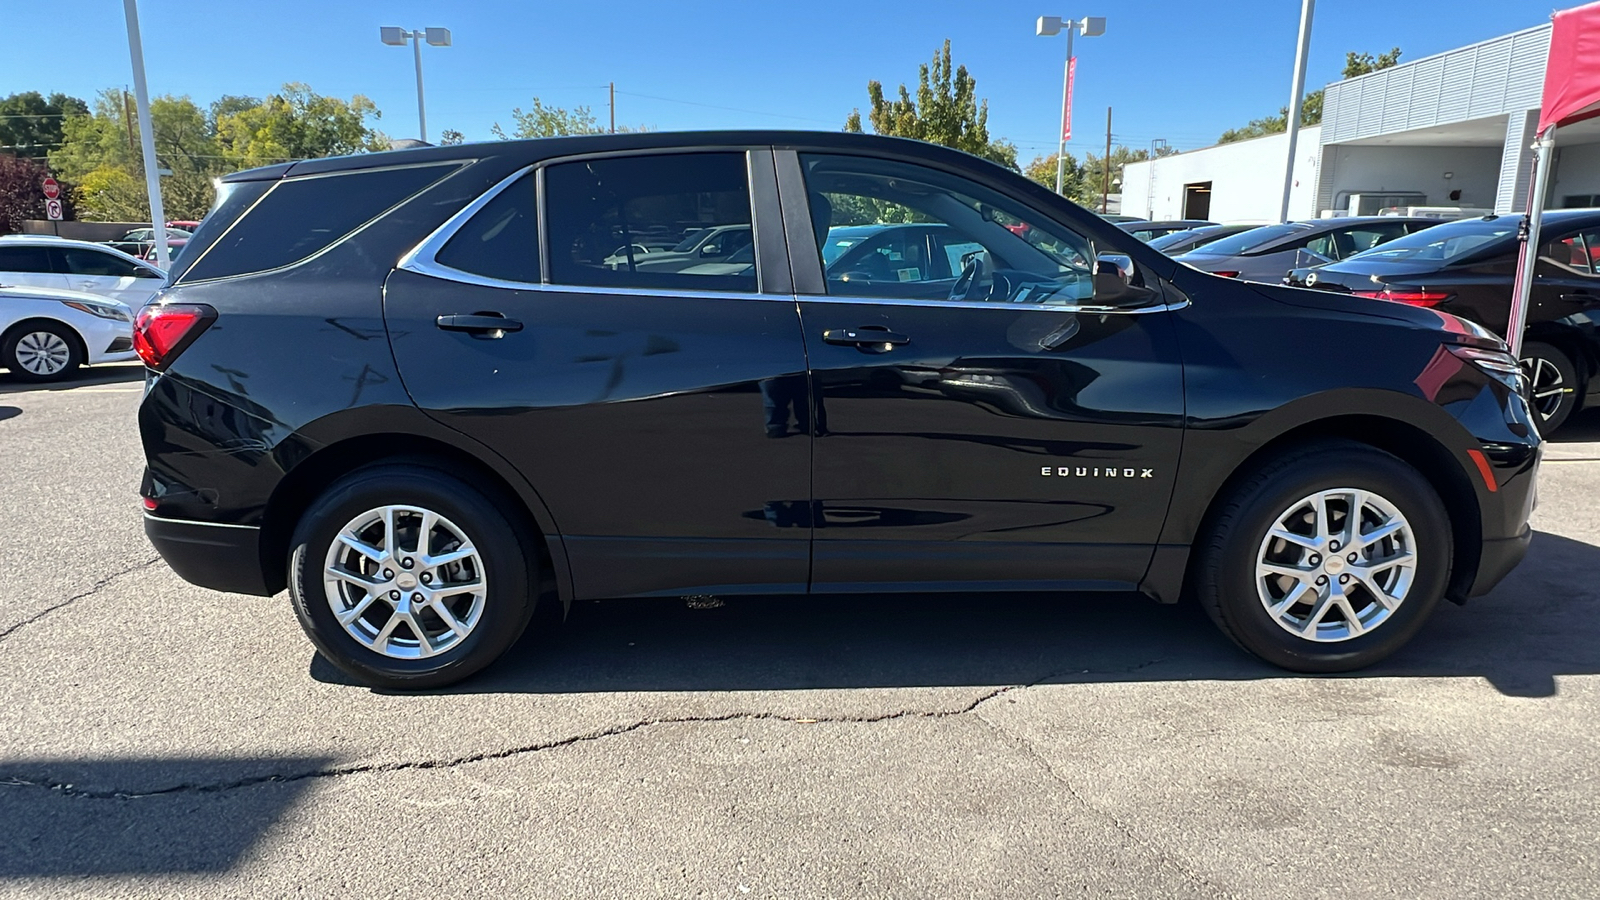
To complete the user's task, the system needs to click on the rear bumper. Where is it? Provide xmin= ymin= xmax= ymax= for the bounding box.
xmin=144 ymin=513 xmax=275 ymax=596
xmin=1466 ymin=525 xmax=1533 ymax=598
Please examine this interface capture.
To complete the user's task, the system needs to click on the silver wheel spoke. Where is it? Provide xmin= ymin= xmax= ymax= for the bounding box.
xmin=1256 ymin=487 xmax=1416 ymax=644
xmin=335 ymin=592 xmax=380 ymax=625
xmin=322 ymin=504 xmax=489 ymax=661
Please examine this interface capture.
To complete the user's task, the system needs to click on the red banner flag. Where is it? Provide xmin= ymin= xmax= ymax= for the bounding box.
xmin=1062 ymin=57 xmax=1077 ymax=142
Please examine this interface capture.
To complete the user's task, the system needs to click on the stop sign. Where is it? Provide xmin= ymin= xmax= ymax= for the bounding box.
xmin=41 ymin=177 xmax=60 ymax=201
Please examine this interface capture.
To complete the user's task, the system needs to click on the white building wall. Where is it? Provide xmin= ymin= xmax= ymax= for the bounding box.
xmin=1549 ymin=144 xmax=1600 ymax=206
xmin=1122 ymin=126 xmax=1321 ymax=223
xmin=1318 ymin=144 xmax=1504 ymax=214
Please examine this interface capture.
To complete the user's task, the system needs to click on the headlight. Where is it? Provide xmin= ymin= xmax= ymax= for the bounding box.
xmin=1447 ymin=344 xmax=1525 ymax=394
xmin=59 ymin=300 xmax=133 ymax=322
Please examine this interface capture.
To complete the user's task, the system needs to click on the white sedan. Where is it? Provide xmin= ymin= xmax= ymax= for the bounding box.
xmin=0 ymin=284 xmax=137 ymax=382
xmin=0 ymin=234 xmax=166 ymax=308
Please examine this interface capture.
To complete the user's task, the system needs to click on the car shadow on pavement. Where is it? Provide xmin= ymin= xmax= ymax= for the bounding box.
xmin=0 ymin=756 xmax=329 ymax=878
xmin=310 ymin=530 xmax=1600 ymax=701
xmin=0 ymin=406 xmax=18 ymax=422
xmin=1551 ymin=407 xmax=1600 ymax=443
xmin=0 ymin=362 xmax=143 ymax=394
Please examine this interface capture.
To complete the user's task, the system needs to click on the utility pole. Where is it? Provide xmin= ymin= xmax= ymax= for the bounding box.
xmin=122 ymin=89 xmax=136 ymax=152
xmin=122 ymin=0 xmax=169 ymax=269
xmin=1101 ymin=107 xmax=1113 ymax=213
xmin=609 ymin=82 xmax=616 ymax=134
xmin=1280 ymin=0 xmax=1315 ymax=223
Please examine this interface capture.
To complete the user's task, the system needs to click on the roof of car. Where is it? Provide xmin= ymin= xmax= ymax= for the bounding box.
xmin=219 ymin=130 xmax=1030 ymax=183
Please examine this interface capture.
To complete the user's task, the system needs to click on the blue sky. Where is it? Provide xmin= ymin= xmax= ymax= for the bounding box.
xmin=0 ymin=0 xmax=1564 ymax=161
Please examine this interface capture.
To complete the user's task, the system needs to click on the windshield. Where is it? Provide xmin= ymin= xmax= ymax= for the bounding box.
xmin=671 ymin=228 xmax=714 ymax=252
xmin=1149 ymin=229 xmax=1206 ymax=251
xmin=1346 ymin=217 xmax=1515 ymax=263
xmin=1188 ymin=223 xmax=1308 ymax=256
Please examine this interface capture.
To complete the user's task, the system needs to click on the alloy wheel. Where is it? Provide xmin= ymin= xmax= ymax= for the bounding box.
xmin=14 ymin=331 xmax=71 ymax=376
xmin=1520 ymin=355 xmax=1568 ymax=422
xmin=321 ymin=504 xmax=488 ymax=659
xmin=1254 ymin=488 xmax=1417 ymax=642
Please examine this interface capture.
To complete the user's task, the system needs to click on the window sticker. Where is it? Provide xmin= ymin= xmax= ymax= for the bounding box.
xmin=897 ymin=267 xmax=921 ymax=282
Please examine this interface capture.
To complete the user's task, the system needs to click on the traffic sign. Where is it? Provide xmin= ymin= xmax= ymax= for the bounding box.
xmin=45 ymin=198 xmax=63 ymax=221
xmin=41 ymin=177 xmax=60 ymax=201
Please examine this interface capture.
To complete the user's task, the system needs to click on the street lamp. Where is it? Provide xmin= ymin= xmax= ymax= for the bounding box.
xmin=1036 ymin=15 xmax=1106 ymax=196
xmin=380 ymin=26 xmax=451 ymax=143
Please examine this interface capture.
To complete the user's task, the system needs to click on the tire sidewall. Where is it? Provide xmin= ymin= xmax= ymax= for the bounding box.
xmin=1211 ymin=450 xmax=1451 ymax=672
xmin=289 ymin=465 xmax=534 ymax=688
xmin=2 ymin=322 xmax=83 ymax=383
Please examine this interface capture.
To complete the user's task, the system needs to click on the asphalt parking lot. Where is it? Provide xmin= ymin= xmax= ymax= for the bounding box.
xmin=2 ymin=362 xmax=1599 ymax=898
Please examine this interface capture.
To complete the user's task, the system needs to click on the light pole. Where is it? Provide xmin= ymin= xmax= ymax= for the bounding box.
xmin=1279 ymin=0 xmax=1314 ymax=223
xmin=123 ymin=0 xmax=169 ymax=270
xmin=380 ymin=26 xmax=452 ymax=143
xmin=1036 ymin=15 xmax=1106 ymax=196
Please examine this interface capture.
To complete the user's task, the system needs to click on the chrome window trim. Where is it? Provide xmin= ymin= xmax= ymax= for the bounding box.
xmin=396 ymin=164 xmax=535 ymax=274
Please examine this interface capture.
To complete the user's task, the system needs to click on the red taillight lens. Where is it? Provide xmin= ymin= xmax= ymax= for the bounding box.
xmin=133 ymin=304 xmax=215 ymax=371
xmin=1352 ymin=289 xmax=1451 ymax=307
xmin=1211 ymin=270 xmax=1240 ymax=278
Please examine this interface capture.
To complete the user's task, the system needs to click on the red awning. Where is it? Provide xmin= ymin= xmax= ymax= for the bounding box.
xmin=1540 ymin=1 xmax=1600 ymax=131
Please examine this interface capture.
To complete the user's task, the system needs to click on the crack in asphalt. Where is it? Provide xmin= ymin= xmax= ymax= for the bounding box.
xmin=973 ymin=704 xmax=1234 ymax=900
xmin=0 ymin=657 xmax=1170 ymax=801
xmin=0 ymin=556 xmax=162 ymax=645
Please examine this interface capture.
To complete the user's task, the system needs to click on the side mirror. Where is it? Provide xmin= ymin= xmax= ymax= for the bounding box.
xmin=1092 ymin=253 xmax=1158 ymax=305
xmin=700 ymin=244 xmax=719 ymax=257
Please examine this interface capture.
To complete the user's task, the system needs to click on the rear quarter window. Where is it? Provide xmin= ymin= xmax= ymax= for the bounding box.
xmin=0 ymin=246 xmax=55 ymax=273
xmin=180 ymin=162 xmax=460 ymax=282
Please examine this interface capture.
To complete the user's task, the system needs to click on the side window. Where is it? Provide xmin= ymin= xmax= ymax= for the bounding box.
xmin=1542 ymin=231 xmax=1600 ymax=275
xmin=1303 ymin=234 xmax=1338 ymax=260
xmin=434 ymin=176 xmax=540 ymax=283
xmin=60 ymin=248 xmax=143 ymax=278
xmin=0 ymin=246 xmax=55 ymax=273
xmin=543 ymin=152 xmax=756 ymax=292
xmin=800 ymin=153 xmax=1095 ymax=305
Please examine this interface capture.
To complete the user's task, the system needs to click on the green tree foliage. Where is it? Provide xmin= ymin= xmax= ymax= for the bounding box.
xmin=42 ymin=83 xmax=387 ymax=222
xmin=214 ymin=83 xmax=386 ymax=168
xmin=491 ymin=98 xmax=642 ymax=138
xmin=439 ymin=129 xmax=466 ymax=146
xmin=1025 ymin=145 xmax=1172 ymax=208
xmin=843 ymin=40 xmax=1019 ymax=171
xmin=1218 ymin=49 xmax=1401 ymax=144
xmin=1024 ymin=152 xmax=1084 ymax=198
xmin=0 ymin=92 xmax=88 ymax=161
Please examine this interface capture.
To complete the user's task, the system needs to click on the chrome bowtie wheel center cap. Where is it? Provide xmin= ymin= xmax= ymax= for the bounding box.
xmin=396 ymin=573 xmax=418 ymax=590
xmin=1323 ymin=555 xmax=1346 ymax=575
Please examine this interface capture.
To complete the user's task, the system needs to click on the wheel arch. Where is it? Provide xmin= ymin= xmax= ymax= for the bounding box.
xmin=1148 ymin=396 xmax=1486 ymax=606
xmin=259 ymin=428 xmax=571 ymax=614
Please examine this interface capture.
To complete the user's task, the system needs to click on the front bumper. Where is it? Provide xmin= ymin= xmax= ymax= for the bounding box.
xmin=144 ymin=513 xmax=275 ymax=596
xmin=1465 ymin=525 xmax=1533 ymax=598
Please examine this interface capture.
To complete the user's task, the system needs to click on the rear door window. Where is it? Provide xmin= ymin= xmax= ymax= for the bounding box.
xmin=0 ymin=246 xmax=56 ymax=273
xmin=543 ymin=152 xmax=757 ymax=293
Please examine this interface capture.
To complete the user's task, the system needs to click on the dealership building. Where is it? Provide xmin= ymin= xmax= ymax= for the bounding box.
xmin=1123 ymin=21 xmax=1600 ymax=222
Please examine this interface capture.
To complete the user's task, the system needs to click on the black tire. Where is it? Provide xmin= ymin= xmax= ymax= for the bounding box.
xmin=1196 ymin=441 xmax=1451 ymax=673
xmin=1520 ymin=341 xmax=1579 ymax=434
xmin=288 ymin=463 xmax=537 ymax=689
xmin=1 ymin=321 xmax=83 ymax=382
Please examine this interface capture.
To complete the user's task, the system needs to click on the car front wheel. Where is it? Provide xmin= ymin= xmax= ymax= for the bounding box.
xmin=1520 ymin=341 xmax=1578 ymax=433
xmin=288 ymin=463 xmax=536 ymax=689
xmin=2 ymin=322 xmax=82 ymax=382
xmin=1197 ymin=441 xmax=1451 ymax=672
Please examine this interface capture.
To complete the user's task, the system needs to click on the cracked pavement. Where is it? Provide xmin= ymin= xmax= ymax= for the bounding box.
xmin=2 ymin=364 xmax=1599 ymax=898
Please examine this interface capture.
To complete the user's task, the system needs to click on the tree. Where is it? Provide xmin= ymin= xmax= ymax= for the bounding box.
xmin=439 ymin=129 xmax=465 ymax=146
xmin=1024 ymin=152 xmax=1083 ymax=197
xmin=491 ymin=98 xmax=642 ymax=138
xmin=0 ymin=92 xmax=88 ymax=161
xmin=1218 ymin=48 xmax=1400 ymax=143
xmin=214 ymin=83 xmax=387 ymax=168
xmin=0 ymin=154 xmax=51 ymax=232
xmin=843 ymin=40 xmax=1018 ymax=171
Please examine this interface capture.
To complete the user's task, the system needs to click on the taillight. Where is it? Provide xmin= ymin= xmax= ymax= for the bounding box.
xmin=1352 ymin=289 xmax=1451 ymax=307
xmin=1211 ymin=270 xmax=1240 ymax=278
xmin=133 ymin=303 xmax=216 ymax=371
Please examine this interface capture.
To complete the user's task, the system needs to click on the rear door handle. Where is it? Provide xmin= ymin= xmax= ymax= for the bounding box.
xmin=436 ymin=313 xmax=523 ymax=336
xmin=822 ymin=327 xmax=910 ymax=349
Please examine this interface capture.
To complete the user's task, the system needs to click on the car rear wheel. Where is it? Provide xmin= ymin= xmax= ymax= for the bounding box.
xmin=2 ymin=322 xmax=82 ymax=382
xmin=1520 ymin=341 xmax=1578 ymax=433
xmin=1196 ymin=441 xmax=1451 ymax=672
xmin=288 ymin=463 xmax=536 ymax=689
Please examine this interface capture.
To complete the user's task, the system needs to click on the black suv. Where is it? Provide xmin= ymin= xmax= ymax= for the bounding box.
xmin=136 ymin=132 xmax=1540 ymax=688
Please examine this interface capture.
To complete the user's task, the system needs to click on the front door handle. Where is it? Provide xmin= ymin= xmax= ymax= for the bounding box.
xmin=436 ymin=313 xmax=523 ymax=337
xmin=822 ymin=326 xmax=910 ymax=351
